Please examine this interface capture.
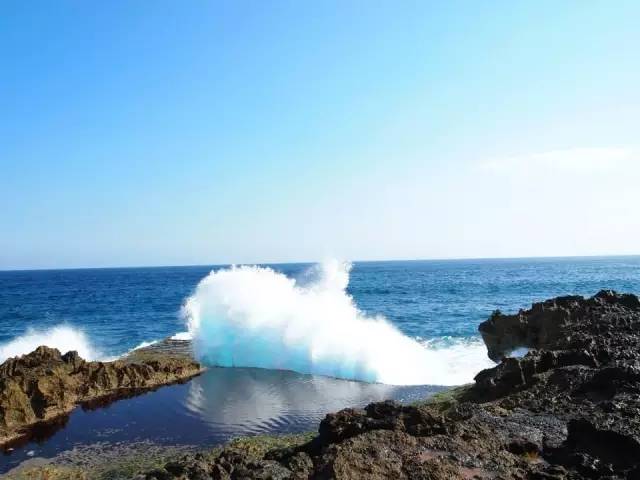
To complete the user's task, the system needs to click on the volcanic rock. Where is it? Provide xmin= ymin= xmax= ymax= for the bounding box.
xmin=141 ymin=290 xmax=640 ymax=479
xmin=0 ymin=344 xmax=203 ymax=446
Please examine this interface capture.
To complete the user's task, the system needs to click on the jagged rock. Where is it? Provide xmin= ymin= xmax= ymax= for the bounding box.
xmin=6 ymin=291 xmax=640 ymax=479
xmin=142 ymin=290 xmax=640 ymax=479
xmin=478 ymin=290 xmax=640 ymax=362
xmin=0 ymin=345 xmax=203 ymax=446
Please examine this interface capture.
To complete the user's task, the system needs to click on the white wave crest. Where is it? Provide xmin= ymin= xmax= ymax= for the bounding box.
xmin=0 ymin=324 xmax=99 ymax=363
xmin=183 ymin=260 xmax=494 ymax=385
xmin=131 ymin=339 xmax=159 ymax=351
xmin=170 ymin=331 xmax=193 ymax=341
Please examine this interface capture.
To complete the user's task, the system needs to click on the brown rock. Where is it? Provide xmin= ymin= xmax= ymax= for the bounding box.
xmin=142 ymin=291 xmax=640 ymax=480
xmin=0 ymin=345 xmax=203 ymax=446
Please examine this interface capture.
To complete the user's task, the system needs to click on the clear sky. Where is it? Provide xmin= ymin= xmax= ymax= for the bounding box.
xmin=1 ymin=1 xmax=639 ymax=270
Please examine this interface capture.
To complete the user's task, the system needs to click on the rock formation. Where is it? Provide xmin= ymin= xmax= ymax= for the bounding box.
xmin=0 ymin=344 xmax=203 ymax=446
xmin=141 ymin=290 xmax=640 ymax=479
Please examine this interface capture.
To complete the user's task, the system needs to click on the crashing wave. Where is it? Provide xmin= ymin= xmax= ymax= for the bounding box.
xmin=0 ymin=324 xmax=99 ymax=363
xmin=183 ymin=260 xmax=493 ymax=385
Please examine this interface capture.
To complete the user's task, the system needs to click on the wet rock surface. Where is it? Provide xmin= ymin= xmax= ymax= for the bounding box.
xmin=0 ymin=342 xmax=203 ymax=446
xmin=141 ymin=290 xmax=640 ymax=479
xmin=4 ymin=441 xmax=201 ymax=480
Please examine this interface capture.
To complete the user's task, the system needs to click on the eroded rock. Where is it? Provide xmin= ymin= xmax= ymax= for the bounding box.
xmin=142 ymin=290 xmax=640 ymax=479
xmin=6 ymin=291 xmax=640 ymax=479
xmin=0 ymin=345 xmax=203 ymax=446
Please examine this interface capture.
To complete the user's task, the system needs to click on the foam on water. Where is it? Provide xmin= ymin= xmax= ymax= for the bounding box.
xmin=183 ymin=260 xmax=494 ymax=385
xmin=0 ymin=324 xmax=99 ymax=363
xmin=133 ymin=339 xmax=159 ymax=350
xmin=507 ymin=347 xmax=530 ymax=358
xmin=0 ymin=328 xmax=163 ymax=363
xmin=171 ymin=331 xmax=193 ymax=341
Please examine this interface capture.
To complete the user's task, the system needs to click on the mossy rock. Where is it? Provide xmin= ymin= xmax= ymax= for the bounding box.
xmin=412 ymin=384 xmax=473 ymax=412
xmin=222 ymin=431 xmax=316 ymax=459
xmin=3 ymin=464 xmax=87 ymax=480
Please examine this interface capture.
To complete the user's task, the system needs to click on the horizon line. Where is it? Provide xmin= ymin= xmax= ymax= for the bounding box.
xmin=2 ymin=253 xmax=639 ymax=273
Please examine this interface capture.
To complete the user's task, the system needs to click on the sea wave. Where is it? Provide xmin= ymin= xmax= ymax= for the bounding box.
xmin=0 ymin=324 xmax=99 ymax=363
xmin=170 ymin=331 xmax=193 ymax=341
xmin=0 ymin=325 xmax=166 ymax=363
xmin=0 ymin=262 xmax=495 ymax=385
xmin=183 ymin=260 xmax=494 ymax=385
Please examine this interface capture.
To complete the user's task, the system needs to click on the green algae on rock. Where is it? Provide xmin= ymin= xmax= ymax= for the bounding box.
xmin=3 ymin=441 xmax=202 ymax=480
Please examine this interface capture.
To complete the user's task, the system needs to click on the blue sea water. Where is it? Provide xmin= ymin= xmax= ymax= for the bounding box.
xmin=1 ymin=257 xmax=640 ymax=471
xmin=1 ymin=257 xmax=639 ymax=360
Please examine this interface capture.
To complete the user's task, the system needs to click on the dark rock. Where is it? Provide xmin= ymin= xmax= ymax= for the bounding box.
xmin=12 ymin=291 xmax=640 ymax=480
xmin=139 ymin=290 xmax=636 ymax=480
xmin=479 ymin=290 xmax=640 ymax=363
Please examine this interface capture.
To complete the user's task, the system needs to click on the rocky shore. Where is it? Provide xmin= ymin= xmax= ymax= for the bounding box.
xmin=5 ymin=290 xmax=640 ymax=479
xmin=0 ymin=342 xmax=203 ymax=447
xmin=139 ymin=290 xmax=640 ymax=479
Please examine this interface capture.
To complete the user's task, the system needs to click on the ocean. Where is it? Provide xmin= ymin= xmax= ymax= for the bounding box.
xmin=1 ymin=256 xmax=639 ymax=470
xmin=2 ymin=257 xmax=639 ymax=368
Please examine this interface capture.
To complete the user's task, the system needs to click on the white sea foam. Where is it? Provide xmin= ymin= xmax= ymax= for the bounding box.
xmin=183 ymin=260 xmax=495 ymax=385
xmin=171 ymin=331 xmax=193 ymax=341
xmin=131 ymin=339 xmax=159 ymax=351
xmin=0 ymin=324 xmax=99 ymax=363
xmin=507 ymin=347 xmax=530 ymax=358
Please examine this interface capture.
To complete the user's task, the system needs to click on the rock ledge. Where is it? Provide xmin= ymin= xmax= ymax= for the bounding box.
xmin=140 ymin=290 xmax=640 ymax=479
xmin=0 ymin=344 xmax=203 ymax=446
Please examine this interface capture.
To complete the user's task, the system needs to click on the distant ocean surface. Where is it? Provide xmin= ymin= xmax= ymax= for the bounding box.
xmin=1 ymin=257 xmax=639 ymax=371
xmin=2 ymin=257 xmax=640 ymax=470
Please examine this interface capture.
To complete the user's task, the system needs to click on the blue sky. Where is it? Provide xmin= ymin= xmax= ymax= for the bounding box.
xmin=1 ymin=1 xmax=639 ymax=269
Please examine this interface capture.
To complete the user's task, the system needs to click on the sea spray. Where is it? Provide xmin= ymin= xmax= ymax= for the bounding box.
xmin=0 ymin=324 xmax=98 ymax=362
xmin=183 ymin=260 xmax=494 ymax=385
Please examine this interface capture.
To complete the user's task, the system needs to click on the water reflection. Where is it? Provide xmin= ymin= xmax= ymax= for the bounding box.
xmin=1 ymin=367 xmax=443 ymax=473
xmin=184 ymin=367 xmax=437 ymax=435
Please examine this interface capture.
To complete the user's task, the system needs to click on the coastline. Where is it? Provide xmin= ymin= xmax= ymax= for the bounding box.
xmin=3 ymin=290 xmax=640 ymax=478
xmin=0 ymin=343 xmax=204 ymax=448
